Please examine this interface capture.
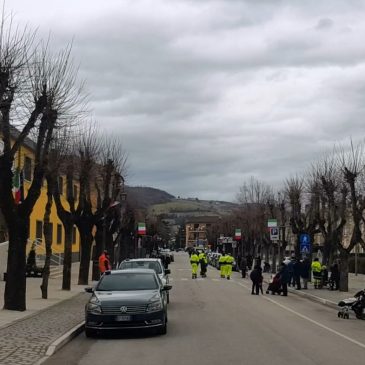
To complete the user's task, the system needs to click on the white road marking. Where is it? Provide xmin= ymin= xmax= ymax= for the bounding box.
xmin=236 ymin=282 xmax=365 ymax=350
xmin=181 ymin=278 xmax=189 ymax=281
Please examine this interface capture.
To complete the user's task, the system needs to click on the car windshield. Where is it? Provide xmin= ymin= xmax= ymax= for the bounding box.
xmin=120 ymin=261 xmax=162 ymax=274
xmin=96 ymin=273 xmax=159 ymax=291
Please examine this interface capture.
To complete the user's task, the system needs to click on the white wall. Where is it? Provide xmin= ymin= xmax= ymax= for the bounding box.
xmin=0 ymin=242 xmax=8 ymax=279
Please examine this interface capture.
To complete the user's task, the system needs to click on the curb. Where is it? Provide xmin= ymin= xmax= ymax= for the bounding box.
xmin=262 ymin=277 xmax=338 ymax=309
xmin=287 ymin=287 xmax=338 ymax=309
xmin=34 ymin=321 xmax=85 ymax=365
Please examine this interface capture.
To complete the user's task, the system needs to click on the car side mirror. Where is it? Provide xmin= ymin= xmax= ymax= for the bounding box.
xmin=163 ymin=285 xmax=172 ymax=291
xmin=84 ymin=287 xmax=94 ymax=293
xmin=164 ymin=269 xmax=171 ymax=275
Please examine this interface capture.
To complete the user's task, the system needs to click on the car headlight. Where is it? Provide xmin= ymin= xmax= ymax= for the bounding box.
xmin=87 ymin=296 xmax=102 ymax=313
xmin=147 ymin=300 xmax=163 ymax=312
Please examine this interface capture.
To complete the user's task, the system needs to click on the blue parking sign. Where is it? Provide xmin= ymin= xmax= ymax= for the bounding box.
xmin=300 ymin=234 xmax=311 ymax=253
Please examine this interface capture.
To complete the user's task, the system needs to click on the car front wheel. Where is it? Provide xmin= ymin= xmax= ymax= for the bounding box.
xmin=85 ymin=328 xmax=97 ymax=338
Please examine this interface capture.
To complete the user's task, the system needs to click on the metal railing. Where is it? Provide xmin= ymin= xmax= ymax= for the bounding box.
xmin=29 ymin=238 xmax=64 ymax=266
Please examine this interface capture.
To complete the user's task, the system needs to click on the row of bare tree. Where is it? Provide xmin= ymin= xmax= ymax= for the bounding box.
xmin=207 ymin=143 xmax=365 ymax=291
xmin=0 ymin=15 xmax=129 ymax=310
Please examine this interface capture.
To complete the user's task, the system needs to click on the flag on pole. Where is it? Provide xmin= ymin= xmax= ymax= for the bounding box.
xmin=137 ymin=222 xmax=146 ymax=235
xmin=234 ymin=228 xmax=241 ymax=240
xmin=12 ymin=168 xmax=23 ymax=204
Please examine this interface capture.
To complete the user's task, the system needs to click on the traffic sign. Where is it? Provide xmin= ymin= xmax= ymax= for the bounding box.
xmin=300 ymin=233 xmax=311 ymax=253
xmin=270 ymin=227 xmax=279 ymax=241
xmin=267 ymin=219 xmax=277 ymax=228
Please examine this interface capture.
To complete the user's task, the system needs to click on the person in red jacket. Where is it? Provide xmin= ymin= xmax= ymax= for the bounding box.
xmin=98 ymin=250 xmax=111 ymax=276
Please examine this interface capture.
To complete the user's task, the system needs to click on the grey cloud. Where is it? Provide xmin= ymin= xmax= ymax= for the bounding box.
xmin=8 ymin=0 xmax=365 ymax=201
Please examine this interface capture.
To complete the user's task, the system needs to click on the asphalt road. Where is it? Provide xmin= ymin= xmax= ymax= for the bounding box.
xmin=44 ymin=252 xmax=365 ymax=365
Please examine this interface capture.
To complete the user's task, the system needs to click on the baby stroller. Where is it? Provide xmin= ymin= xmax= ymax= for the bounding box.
xmin=338 ymin=289 xmax=365 ymax=319
xmin=266 ymin=273 xmax=282 ymax=295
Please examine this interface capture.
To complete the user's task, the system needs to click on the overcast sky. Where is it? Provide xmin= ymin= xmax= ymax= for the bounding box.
xmin=9 ymin=0 xmax=365 ymax=202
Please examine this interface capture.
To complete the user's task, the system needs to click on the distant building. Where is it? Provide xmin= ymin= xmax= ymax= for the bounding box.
xmin=185 ymin=216 xmax=219 ymax=248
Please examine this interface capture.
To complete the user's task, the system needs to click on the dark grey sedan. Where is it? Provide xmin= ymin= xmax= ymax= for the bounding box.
xmin=84 ymin=269 xmax=172 ymax=337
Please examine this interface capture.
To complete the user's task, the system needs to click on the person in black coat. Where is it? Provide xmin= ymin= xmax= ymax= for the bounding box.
xmin=329 ymin=263 xmax=340 ymax=290
xmin=293 ymin=258 xmax=302 ymax=290
xmin=240 ymin=256 xmax=247 ymax=278
xmin=250 ymin=265 xmax=263 ymax=295
xmin=278 ymin=262 xmax=289 ymax=296
xmin=300 ymin=258 xmax=310 ymax=289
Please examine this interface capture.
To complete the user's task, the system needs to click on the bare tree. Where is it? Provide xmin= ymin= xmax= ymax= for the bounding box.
xmin=41 ymin=128 xmax=73 ymax=297
xmin=0 ymin=13 xmax=84 ymax=309
xmin=336 ymin=141 xmax=365 ymax=290
xmin=92 ymin=135 xmax=128 ymax=279
xmin=236 ymin=177 xmax=272 ymax=258
xmin=286 ymin=175 xmax=321 ymax=259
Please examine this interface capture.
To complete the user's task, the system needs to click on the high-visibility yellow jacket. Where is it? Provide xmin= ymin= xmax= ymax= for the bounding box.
xmin=190 ymin=254 xmax=199 ymax=265
xmin=311 ymin=261 xmax=322 ymax=273
xmin=219 ymin=255 xmax=227 ymax=266
xmin=199 ymin=253 xmax=207 ymax=264
xmin=225 ymin=255 xmax=234 ymax=265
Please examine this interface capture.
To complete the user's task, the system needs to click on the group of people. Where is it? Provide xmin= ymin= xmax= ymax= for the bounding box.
xmin=188 ymin=249 xmax=341 ymax=294
xmin=190 ymin=250 xmax=208 ymax=279
xmin=218 ymin=252 xmax=235 ymax=280
xmin=311 ymin=258 xmax=340 ymax=290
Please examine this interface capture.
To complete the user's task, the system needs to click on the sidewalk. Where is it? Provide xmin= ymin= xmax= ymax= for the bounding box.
xmin=263 ymin=272 xmax=365 ymax=309
xmin=0 ymin=263 xmax=92 ymax=365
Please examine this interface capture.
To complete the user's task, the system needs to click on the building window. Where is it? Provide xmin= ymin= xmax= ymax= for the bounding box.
xmin=36 ymin=220 xmax=43 ymax=240
xmin=24 ymin=156 xmax=32 ymax=181
xmin=72 ymin=226 xmax=77 ymax=245
xmin=58 ymin=176 xmax=64 ymax=195
xmin=73 ymin=185 xmax=78 ymax=201
xmin=57 ymin=224 xmax=62 ymax=244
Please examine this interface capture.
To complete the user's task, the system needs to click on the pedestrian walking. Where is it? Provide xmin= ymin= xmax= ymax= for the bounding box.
xmin=329 ymin=263 xmax=340 ymax=290
xmin=287 ymin=257 xmax=295 ymax=287
xmin=250 ymin=265 xmax=263 ymax=295
xmin=278 ymin=262 xmax=289 ymax=296
xmin=199 ymin=251 xmax=208 ymax=277
xmin=293 ymin=258 xmax=302 ymax=290
xmin=219 ymin=253 xmax=227 ymax=278
xmin=98 ymin=250 xmax=111 ymax=277
xmin=240 ymin=256 xmax=247 ymax=278
xmin=311 ymin=258 xmax=322 ymax=289
xmin=190 ymin=250 xmax=200 ymax=279
xmin=300 ymin=257 xmax=310 ymax=289
xmin=225 ymin=253 xmax=234 ymax=280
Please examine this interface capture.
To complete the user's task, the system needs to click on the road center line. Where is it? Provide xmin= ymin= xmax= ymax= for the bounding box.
xmin=236 ymin=282 xmax=365 ymax=350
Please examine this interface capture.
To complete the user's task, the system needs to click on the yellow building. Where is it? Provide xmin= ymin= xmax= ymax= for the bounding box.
xmin=9 ymin=132 xmax=81 ymax=260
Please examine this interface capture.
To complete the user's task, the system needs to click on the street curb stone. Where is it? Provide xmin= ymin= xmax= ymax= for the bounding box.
xmin=34 ymin=322 xmax=85 ymax=365
xmin=263 ymin=278 xmax=338 ymax=309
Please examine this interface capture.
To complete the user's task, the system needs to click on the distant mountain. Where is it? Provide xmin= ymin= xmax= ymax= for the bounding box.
xmin=125 ymin=186 xmax=175 ymax=209
xmin=125 ymin=186 xmax=238 ymax=221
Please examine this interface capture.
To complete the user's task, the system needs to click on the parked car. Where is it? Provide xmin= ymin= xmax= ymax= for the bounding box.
xmin=84 ymin=269 xmax=171 ymax=337
xmin=160 ymin=248 xmax=174 ymax=262
xmin=118 ymin=258 xmax=171 ymax=303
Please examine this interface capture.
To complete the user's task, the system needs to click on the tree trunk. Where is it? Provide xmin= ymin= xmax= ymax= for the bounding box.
xmin=62 ymin=224 xmax=73 ymax=290
xmin=92 ymin=227 xmax=103 ymax=281
xmin=40 ymin=179 xmax=53 ymax=299
xmin=339 ymin=250 xmax=349 ymax=292
xmin=78 ymin=231 xmax=93 ymax=285
xmin=40 ymin=222 xmax=52 ymax=299
xmin=4 ymin=218 xmax=28 ymax=311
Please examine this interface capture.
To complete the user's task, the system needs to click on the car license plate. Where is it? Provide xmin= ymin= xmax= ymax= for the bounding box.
xmin=115 ymin=315 xmax=131 ymax=321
